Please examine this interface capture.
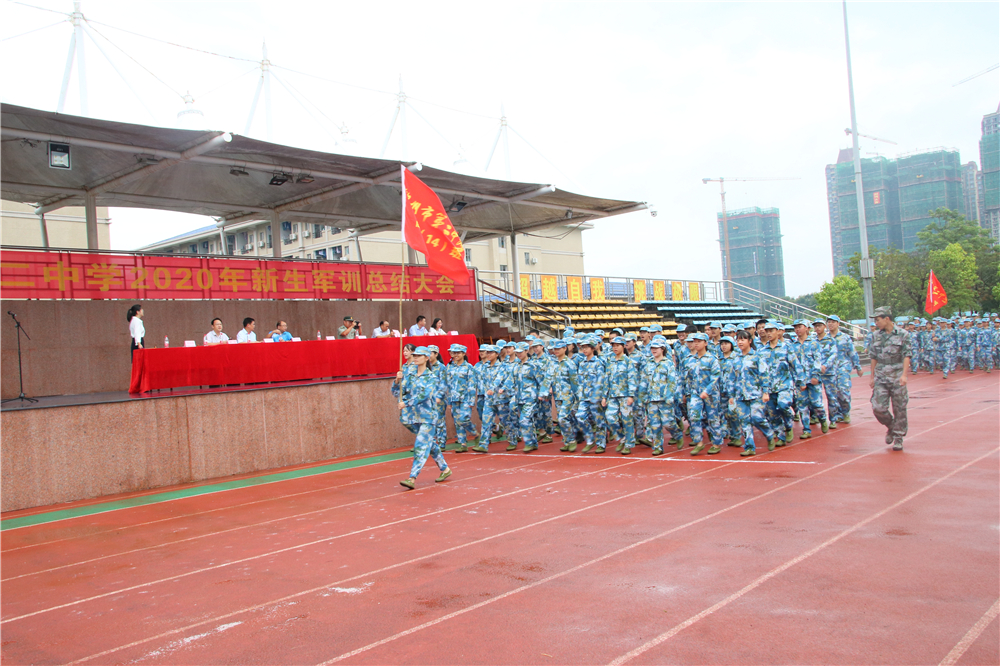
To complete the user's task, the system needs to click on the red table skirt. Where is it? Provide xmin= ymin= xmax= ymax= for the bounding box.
xmin=129 ymin=335 xmax=480 ymax=393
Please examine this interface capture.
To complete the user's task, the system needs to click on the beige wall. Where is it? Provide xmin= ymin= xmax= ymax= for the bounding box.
xmin=0 ymin=299 xmax=485 ymax=399
xmin=1 ymin=200 xmax=111 ymax=249
xmin=1 ymin=377 xmax=465 ymax=512
xmin=140 ymin=221 xmax=588 ymax=278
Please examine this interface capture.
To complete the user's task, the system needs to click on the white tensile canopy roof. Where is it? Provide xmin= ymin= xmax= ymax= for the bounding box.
xmin=1 ymin=104 xmax=648 ymax=256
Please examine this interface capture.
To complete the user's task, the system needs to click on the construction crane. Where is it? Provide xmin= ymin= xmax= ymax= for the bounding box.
xmin=844 ymin=129 xmax=897 ymax=145
xmin=701 ymin=176 xmax=800 ymax=302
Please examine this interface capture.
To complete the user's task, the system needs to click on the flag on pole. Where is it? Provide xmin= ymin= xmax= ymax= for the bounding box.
xmin=401 ymin=167 xmax=471 ymax=285
xmin=925 ymin=269 xmax=947 ymax=314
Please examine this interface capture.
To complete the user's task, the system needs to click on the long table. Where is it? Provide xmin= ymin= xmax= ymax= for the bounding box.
xmin=129 ymin=335 xmax=480 ymax=393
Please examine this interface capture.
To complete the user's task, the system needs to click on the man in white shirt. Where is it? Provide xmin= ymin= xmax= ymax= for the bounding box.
xmin=204 ymin=317 xmax=230 ymax=345
xmin=236 ymin=317 xmax=257 ymax=343
xmin=408 ymin=315 xmax=429 ymax=337
xmin=372 ymin=320 xmax=393 ymax=338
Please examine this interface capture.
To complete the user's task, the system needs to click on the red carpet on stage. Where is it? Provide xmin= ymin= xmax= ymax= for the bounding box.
xmin=129 ymin=335 xmax=480 ymax=393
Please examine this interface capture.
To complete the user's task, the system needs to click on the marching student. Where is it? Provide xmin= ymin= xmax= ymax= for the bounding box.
xmin=575 ymin=337 xmax=610 ymax=453
xmin=606 ymin=336 xmax=638 ymax=454
xmin=728 ymin=331 xmax=774 ymax=456
xmin=639 ymin=338 xmax=681 ymax=456
xmin=445 ymin=343 xmax=478 ymax=452
xmin=718 ymin=335 xmax=742 ymax=446
xmin=683 ymin=332 xmax=723 ymax=455
xmin=510 ymin=342 xmax=544 ymax=453
xmin=397 ymin=346 xmax=452 ymax=489
xmin=470 ymin=345 xmax=505 ymax=453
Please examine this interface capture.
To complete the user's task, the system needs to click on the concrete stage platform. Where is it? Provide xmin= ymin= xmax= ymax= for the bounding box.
xmin=1 ymin=371 xmax=997 ymax=665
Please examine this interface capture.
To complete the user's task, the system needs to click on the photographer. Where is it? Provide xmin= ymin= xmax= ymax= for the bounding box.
xmin=338 ymin=315 xmax=361 ymax=340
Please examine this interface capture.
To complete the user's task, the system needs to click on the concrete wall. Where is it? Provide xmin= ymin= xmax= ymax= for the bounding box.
xmin=1 ymin=299 xmax=484 ymax=399
xmin=1 ymin=377 xmax=464 ymax=512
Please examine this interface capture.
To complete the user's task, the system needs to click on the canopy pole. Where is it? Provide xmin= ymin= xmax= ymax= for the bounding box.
xmin=38 ymin=212 xmax=49 ymax=248
xmin=399 ymin=165 xmax=406 ymax=367
xmin=271 ymin=209 xmax=282 ymax=258
xmin=84 ymin=191 xmax=98 ymax=249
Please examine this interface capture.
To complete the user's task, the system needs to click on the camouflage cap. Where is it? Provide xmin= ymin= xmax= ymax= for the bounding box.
xmin=873 ymin=306 xmax=892 ymax=318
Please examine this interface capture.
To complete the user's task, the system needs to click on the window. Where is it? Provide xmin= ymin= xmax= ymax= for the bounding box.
xmin=226 ymin=235 xmax=236 ymax=255
xmin=331 ymin=246 xmax=343 ymax=260
xmin=189 ymin=244 xmax=198 ymax=254
xmin=524 ymin=252 xmax=530 ymax=263
xmin=344 ymin=244 xmax=350 ymax=258
xmin=315 ymin=248 xmax=327 ymax=260
xmin=313 ymin=223 xmax=323 ymax=238
xmin=498 ymin=237 xmax=506 ymax=249
xmin=465 ymin=248 xmax=472 ymax=264
xmin=500 ymin=264 xmax=508 ymax=273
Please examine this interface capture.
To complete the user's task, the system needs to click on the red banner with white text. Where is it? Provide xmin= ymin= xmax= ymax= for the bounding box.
xmin=0 ymin=250 xmax=477 ymax=301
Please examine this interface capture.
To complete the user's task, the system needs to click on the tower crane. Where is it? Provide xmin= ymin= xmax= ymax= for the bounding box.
xmin=701 ymin=176 xmax=800 ymax=301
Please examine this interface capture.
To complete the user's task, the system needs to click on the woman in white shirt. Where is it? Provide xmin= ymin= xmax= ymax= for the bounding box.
xmin=127 ymin=304 xmax=145 ymax=362
xmin=428 ymin=318 xmax=446 ymax=336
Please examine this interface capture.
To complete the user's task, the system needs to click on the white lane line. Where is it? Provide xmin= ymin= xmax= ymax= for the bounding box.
xmin=65 ymin=458 xmax=735 ymax=665
xmin=3 ymin=458 xmax=647 ymax=625
xmin=939 ymin=598 xmax=1000 ymax=666
xmin=317 ymin=406 xmax=999 ymax=666
xmin=608 ymin=447 xmax=1000 ymax=665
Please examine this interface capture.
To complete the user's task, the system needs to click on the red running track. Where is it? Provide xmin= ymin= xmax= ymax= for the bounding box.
xmin=1 ymin=372 xmax=998 ymax=665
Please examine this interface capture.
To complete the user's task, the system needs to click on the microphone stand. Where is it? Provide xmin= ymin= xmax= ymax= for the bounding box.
xmin=2 ymin=312 xmax=37 ymax=406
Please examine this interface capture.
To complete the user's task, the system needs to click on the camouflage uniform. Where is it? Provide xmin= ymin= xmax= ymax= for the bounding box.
xmin=728 ymin=351 xmax=774 ymax=452
xmin=870 ymin=320 xmax=911 ymax=444
xmin=758 ymin=338 xmax=798 ymax=438
xmin=446 ymin=359 xmax=478 ymax=444
xmin=429 ymin=361 xmax=449 ymax=447
xmin=511 ymin=355 xmax=545 ymax=451
xmin=605 ymin=352 xmax=638 ymax=450
xmin=639 ymin=355 xmax=681 ymax=448
xmin=682 ymin=352 xmax=723 ymax=448
xmin=788 ymin=334 xmax=828 ymax=434
xmin=719 ymin=352 xmax=742 ymax=441
xmin=575 ymin=353 xmax=609 ymax=449
xmin=832 ymin=330 xmax=861 ymax=422
xmin=476 ymin=358 xmax=506 ymax=449
xmin=400 ymin=368 xmax=449 ymax=479
xmin=552 ymin=355 xmax=580 ymax=445
xmin=391 ymin=362 xmax=418 ymax=426
xmin=977 ymin=325 xmax=995 ymax=372
xmin=814 ymin=331 xmax=841 ymax=422
xmin=531 ymin=349 xmax=555 ymax=437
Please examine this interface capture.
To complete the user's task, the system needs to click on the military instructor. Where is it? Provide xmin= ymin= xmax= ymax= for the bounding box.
xmin=869 ymin=306 xmax=911 ymax=451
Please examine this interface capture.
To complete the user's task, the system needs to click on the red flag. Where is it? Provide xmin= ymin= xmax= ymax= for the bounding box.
xmin=925 ymin=269 xmax=947 ymax=314
xmin=401 ymin=168 xmax=471 ymax=285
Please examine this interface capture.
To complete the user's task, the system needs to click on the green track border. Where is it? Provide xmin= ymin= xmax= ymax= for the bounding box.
xmin=1 ymin=449 xmax=417 ymax=532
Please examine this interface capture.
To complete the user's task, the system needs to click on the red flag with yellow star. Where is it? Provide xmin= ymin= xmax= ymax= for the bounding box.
xmin=925 ymin=269 xmax=947 ymax=314
xmin=401 ymin=167 xmax=471 ymax=285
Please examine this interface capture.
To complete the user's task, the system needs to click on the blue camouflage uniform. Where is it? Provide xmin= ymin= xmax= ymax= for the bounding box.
xmin=639 ymin=346 xmax=681 ymax=451
xmin=728 ymin=347 xmax=774 ymax=452
xmin=398 ymin=356 xmax=449 ymax=480
xmin=977 ymin=325 xmax=995 ymax=371
xmin=391 ymin=361 xmax=418 ymax=427
xmin=605 ymin=338 xmax=638 ymax=451
xmin=445 ymin=348 xmax=478 ymax=448
xmin=682 ymin=334 xmax=723 ymax=451
xmin=474 ymin=351 xmax=505 ymax=450
xmin=510 ymin=345 xmax=545 ymax=451
xmin=758 ymin=326 xmax=799 ymax=441
xmin=830 ymin=321 xmax=861 ymax=422
xmin=531 ymin=343 xmax=555 ymax=438
xmin=788 ymin=324 xmax=828 ymax=435
xmin=575 ymin=342 xmax=610 ymax=450
xmin=813 ymin=326 xmax=841 ymax=422
xmin=718 ymin=344 xmax=742 ymax=443
xmin=551 ymin=346 xmax=580 ymax=449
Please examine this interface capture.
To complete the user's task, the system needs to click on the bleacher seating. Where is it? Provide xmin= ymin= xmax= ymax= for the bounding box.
xmin=516 ymin=301 xmax=678 ymax=337
xmin=642 ymin=300 xmax=763 ymax=328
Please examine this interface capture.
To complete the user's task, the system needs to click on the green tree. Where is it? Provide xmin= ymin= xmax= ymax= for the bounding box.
xmin=816 ymin=275 xmax=865 ymax=320
xmin=916 ymin=208 xmax=993 ymax=254
xmin=790 ymin=292 xmax=818 ymax=309
xmin=928 ymin=243 xmax=978 ymax=315
xmin=846 ymin=247 xmax=927 ymax=315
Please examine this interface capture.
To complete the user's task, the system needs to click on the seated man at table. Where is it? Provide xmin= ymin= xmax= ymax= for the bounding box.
xmin=408 ymin=315 xmax=429 ymax=337
xmin=268 ymin=320 xmax=293 ymax=342
xmin=236 ymin=317 xmax=257 ymax=343
xmin=372 ymin=320 xmax=393 ymax=338
xmin=204 ymin=318 xmax=229 ymax=345
xmin=337 ymin=316 xmax=360 ymax=339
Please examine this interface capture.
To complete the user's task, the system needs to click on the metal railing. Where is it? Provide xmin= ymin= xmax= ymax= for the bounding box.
xmin=478 ymin=278 xmax=571 ymax=338
xmin=478 ymin=270 xmax=717 ymax=302
xmin=724 ymin=280 xmax=865 ymax=339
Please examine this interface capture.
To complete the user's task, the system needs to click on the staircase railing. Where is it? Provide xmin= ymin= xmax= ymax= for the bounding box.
xmin=723 ymin=280 xmax=865 ymax=339
xmin=478 ymin=279 xmax=571 ymax=338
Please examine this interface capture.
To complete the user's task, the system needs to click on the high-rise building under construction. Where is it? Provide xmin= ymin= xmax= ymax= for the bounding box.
xmin=826 ymin=148 xmax=968 ymax=275
xmin=981 ymin=110 xmax=1000 ymax=240
xmin=717 ymin=206 xmax=785 ymax=297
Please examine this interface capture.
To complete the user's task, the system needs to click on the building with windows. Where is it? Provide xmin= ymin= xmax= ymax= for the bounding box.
xmin=826 ymin=148 xmax=968 ymax=275
xmin=962 ymin=161 xmax=983 ymax=226
xmin=137 ymin=222 xmax=589 ymax=280
xmin=1 ymin=199 xmax=111 ymax=249
xmin=981 ymin=110 xmax=1000 ymax=240
xmin=717 ymin=206 xmax=785 ymax=297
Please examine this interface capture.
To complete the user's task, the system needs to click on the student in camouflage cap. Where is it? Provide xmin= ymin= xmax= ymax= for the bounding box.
xmin=869 ymin=307 xmax=911 ymax=451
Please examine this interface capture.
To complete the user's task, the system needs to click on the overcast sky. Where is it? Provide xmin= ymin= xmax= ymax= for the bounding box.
xmin=2 ymin=0 xmax=997 ymax=296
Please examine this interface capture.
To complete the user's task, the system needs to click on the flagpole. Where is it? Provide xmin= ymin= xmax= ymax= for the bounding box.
xmin=399 ymin=164 xmax=406 ymax=368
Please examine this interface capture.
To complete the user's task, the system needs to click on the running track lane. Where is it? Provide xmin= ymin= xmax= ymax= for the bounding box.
xmin=5 ymin=370 xmax=995 ymax=661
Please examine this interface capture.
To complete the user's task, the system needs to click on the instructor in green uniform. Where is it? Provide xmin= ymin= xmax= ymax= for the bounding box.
xmin=869 ymin=306 xmax=911 ymax=451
